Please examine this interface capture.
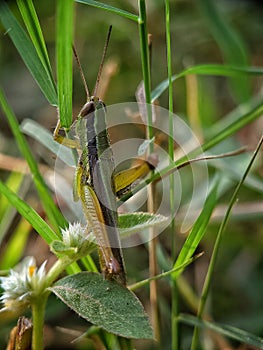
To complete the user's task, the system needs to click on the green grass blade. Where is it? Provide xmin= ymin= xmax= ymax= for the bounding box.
xmin=179 ymin=314 xmax=263 ymax=349
xmin=197 ymin=0 xmax=250 ymax=102
xmin=130 ymin=254 xmax=203 ymax=291
xmin=21 ymin=119 xmax=75 ymax=167
xmin=0 ymin=2 xmax=57 ymax=105
xmin=0 ymin=173 xmax=25 ymax=245
xmin=138 ymin=0 xmax=153 ymax=141
xmin=0 ymin=87 xmax=66 ymax=231
xmin=151 ymin=64 xmax=263 ymax=102
xmin=165 ymin=0 xmax=178 ymax=348
xmin=207 ymin=94 xmax=262 ymax=136
xmin=16 ymin=0 xmax=54 ymax=82
xmin=75 ymin=0 xmax=138 ymax=22
xmin=201 ymin=101 xmax=263 ymax=153
xmin=191 ymin=136 xmax=263 ymax=349
xmin=56 ymin=0 xmax=74 ymax=129
xmin=0 ymin=180 xmax=59 ymax=244
xmin=172 ymin=178 xmax=219 ymax=279
xmin=0 ymin=218 xmax=31 ymax=269
xmin=119 ymin=101 xmax=263 ymax=204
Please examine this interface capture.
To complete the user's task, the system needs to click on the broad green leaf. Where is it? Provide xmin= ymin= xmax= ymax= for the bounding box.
xmin=0 ymin=180 xmax=58 ymax=244
xmin=172 ymin=179 xmax=219 ymax=279
xmin=16 ymin=0 xmax=54 ymax=81
xmin=119 ymin=212 xmax=168 ymax=237
xmin=75 ymin=0 xmax=138 ymax=22
xmin=50 ymin=272 xmax=154 ymax=339
xmin=179 ymin=314 xmax=263 ymax=349
xmin=56 ymin=0 xmax=74 ymax=129
xmin=0 ymin=2 xmax=57 ymax=105
xmin=0 ymin=88 xmax=66 ymax=231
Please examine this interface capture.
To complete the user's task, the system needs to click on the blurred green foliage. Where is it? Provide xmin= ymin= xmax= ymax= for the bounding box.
xmin=0 ymin=1 xmax=263 ymax=349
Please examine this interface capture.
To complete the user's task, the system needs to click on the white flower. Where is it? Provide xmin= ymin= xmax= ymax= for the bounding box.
xmin=0 ymin=257 xmax=47 ymax=310
xmin=61 ymin=222 xmax=95 ymax=248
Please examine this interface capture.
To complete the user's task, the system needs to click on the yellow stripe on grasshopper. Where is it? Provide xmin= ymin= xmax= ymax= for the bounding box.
xmin=114 ymin=161 xmax=153 ymax=198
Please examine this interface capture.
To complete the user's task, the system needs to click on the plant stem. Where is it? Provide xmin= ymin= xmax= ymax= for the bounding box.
xmin=138 ymin=0 xmax=153 ymax=135
xmin=164 ymin=0 xmax=179 ymax=348
xmin=45 ymin=256 xmax=73 ymax=287
xmin=31 ymin=295 xmax=47 ymax=350
xmin=138 ymin=0 xmax=159 ymax=340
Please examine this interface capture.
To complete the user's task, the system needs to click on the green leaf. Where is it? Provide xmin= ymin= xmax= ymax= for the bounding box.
xmin=50 ymin=272 xmax=154 ymax=339
xmin=0 ymin=172 xmax=25 ymax=245
xmin=20 ymin=119 xmax=75 ymax=167
xmin=151 ymin=64 xmax=263 ymax=102
xmin=0 ymin=87 xmax=66 ymax=231
xmin=178 ymin=314 xmax=263 ymax=349
xmin=0 ymin=218 xmax=31 ymax=269
xmin=0 ymin=2 xmax=57 ymax=105
xmin=16 ymin=0 xmax=54 ymax=82
xmin=197 ymin=0 xmax=250 ymax=102
xmin=118 ymin=212 xmax=168 ymax=237
xmin=56 ymin=0 xmax=74 ymax=129
xmin=75 ymin=0 xmax=138 ymax=22
xmin=172 ymin=179 xmax=219 ymax=279
xmin=0 ymin=180 xmax=59 ymax=244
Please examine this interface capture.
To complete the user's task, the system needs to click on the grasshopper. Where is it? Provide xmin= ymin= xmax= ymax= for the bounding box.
xmin=54 ymin=26 xmax=153 ymax=286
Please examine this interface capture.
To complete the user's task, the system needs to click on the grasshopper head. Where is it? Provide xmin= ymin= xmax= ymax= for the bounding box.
xmin=80 ymin=96 xmax=105 ymax=118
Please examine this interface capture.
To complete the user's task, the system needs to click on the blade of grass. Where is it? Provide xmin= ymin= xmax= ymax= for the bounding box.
xmin=0 ymin=218 xmax=32 ymax=269
xmin=0 ymin=178 xmax=81 ymax=275
xmin=200 ymin=101 xmax=263 ymax=153
xmin=0 ymin=87 xmax=66 ymax=231
xmin=0 ymin=173 xmax=26 ymax=245
xmin=180 ymin=314 xmax=263 ymax=349
xmin=172 ymin=178 xmax=219 ymax=279
xmin=0 ymin=2 xmax=57 ymax=105
xmin=151 ymin=64 xmax=263 ymax=102
xmin=197 ymin=0 xmax=250 ymax=102
xmin=138 ymin=0 xmax=153 ymax=138
xmin=164 ymin=0 xmax=178 ymax=348
xmin=138 ymin=0 xmax=158 ymax=339
xmin=191 ymin=135 xmax=263 ymax=350
xmin=75 ymin=0 xmax=138 ymax=22
xmin=0 ymin=180 xmax=59 ymax=244
xmin=56 ymin=0 xmax=74 ymax=129
xmin=21 ymin=119 xmax=75 ymax=167
xmin=130 ymin=253 xmax=203 ymax=291
xmin=124 ymin=99 xmax=263 ymax=203
xmin=16 ymin=0 xmax=54 ymax=82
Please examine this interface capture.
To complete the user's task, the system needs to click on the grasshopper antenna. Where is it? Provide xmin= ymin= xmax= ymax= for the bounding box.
xmin=93 ymin=25 xmax=112 ymax=97
xmin=72 ymin=45 xmax=90 ymax=100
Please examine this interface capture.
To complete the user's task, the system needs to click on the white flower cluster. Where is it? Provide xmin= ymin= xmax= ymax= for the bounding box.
xmin=0 ymin=257 xmax=47 ymax=310
xmin=61 ymin=222 xmax=87 ymax=248
xmin=61 ymin=222 xmax=94 ymax=248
